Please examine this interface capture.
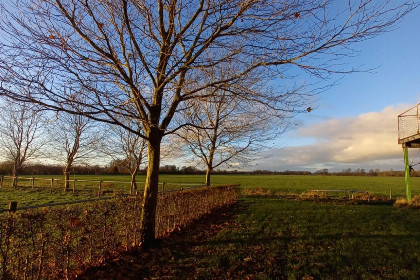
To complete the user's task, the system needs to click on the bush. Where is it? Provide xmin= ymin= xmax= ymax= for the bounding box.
xmin=394 ymin=195 xmax=420 ymax=209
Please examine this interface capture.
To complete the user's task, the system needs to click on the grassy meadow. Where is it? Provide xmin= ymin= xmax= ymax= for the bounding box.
xmin=2 ymin=173 xmax=420 ymax=278
xmin=0 ymin=174 xmax=418 ymax=209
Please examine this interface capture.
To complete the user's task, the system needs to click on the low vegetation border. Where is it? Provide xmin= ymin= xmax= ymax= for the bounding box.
xmin=0 ymin=184 xmax=239 ymax=280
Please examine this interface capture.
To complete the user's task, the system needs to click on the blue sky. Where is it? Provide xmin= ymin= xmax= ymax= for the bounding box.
xmin=251 ymin=4 xmax=420 ymax=172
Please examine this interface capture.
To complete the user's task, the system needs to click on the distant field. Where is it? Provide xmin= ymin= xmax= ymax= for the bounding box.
xmin=0 ymin=174 xmax=418 ymax=209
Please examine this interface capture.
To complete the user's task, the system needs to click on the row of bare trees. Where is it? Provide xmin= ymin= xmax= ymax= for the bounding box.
xmin=0 ymin=0 xmax=416 ymax=247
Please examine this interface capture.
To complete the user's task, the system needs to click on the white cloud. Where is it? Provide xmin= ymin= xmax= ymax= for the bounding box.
xmin=254 ymin=105 xmax=412 ymax=171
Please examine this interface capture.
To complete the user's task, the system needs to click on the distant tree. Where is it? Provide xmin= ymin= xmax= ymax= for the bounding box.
xmin=104 ymin=123 xmax=147 ymax=194
xmin=178 ymin=83 xmax=283 ymax=186
xmin=0 ymin=0 xmax=415 ymax=246
xmin=0 ymin=99 xmax=45 ymax=187
xmin=51 ymin=112 xmax=100 ymax=191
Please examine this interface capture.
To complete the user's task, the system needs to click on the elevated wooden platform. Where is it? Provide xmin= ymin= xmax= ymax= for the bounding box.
xmin=399 ymin=134 xmax=420 ymax=147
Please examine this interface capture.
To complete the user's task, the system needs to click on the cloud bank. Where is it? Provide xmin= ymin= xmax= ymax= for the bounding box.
xmin=254 ymin=105 xmax=410 ymax=172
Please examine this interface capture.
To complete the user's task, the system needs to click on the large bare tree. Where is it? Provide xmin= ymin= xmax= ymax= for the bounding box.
xmin=0 ymin=0 xmax=415 ymax=246
xmin=0 ymin=99 xmax=45 ymax=187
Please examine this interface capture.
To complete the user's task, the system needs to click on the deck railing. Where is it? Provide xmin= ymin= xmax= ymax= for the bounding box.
xmin=398 ymin=103 xmax=420 ymax=143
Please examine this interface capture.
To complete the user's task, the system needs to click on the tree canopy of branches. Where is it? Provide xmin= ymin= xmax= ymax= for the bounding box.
xmin=0 ymin=0 xmax=416 ymax=246
xmin=0 ymin=99 xmax=45 ymax=187
xmin=179 ymin=88 xmax=283 ymax=186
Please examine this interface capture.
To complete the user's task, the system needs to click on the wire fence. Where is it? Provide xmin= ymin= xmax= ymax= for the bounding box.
xmin=0 ymin=175 xmax=206 ymax=212
xmin=0 ymin=185 xmax=240 ymax=280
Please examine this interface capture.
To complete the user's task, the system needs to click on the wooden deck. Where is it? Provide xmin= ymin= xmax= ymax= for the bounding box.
xmin=399 ymin=133 xmax=420 ymax=147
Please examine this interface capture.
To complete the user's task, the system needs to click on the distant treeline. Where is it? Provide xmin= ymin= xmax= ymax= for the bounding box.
xmin=0 ymin=162 xmax=415 ymax=177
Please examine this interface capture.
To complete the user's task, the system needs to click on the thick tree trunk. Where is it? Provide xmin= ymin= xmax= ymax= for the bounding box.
xmin=205 ymin=165 xmax=212 ymax=186
xmin=139 ymin=128 xmax=162 ymax=247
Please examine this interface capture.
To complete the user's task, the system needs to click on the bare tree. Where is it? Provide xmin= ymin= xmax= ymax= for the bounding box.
xmin=0 ymin=0 xmax=415 ymax=246
xmin=179 ymin=89 xmax=285 ymax=186
xmin=104 ymin=123 xmax=147 ymax=195
xmin=50 ymin=112 xmax=100 ymax=191
xmin=0 ymin=99 xmax=45 ymax=187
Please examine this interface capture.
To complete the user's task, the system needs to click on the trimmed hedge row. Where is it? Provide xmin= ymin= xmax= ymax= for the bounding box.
xmin=0 ymin=185 xmax=239 ymax=279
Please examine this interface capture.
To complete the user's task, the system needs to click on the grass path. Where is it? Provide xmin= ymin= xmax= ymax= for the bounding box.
xmin=79 ymin=197 xmax=420 ymax=279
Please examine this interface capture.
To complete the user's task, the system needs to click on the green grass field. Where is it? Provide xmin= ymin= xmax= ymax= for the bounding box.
xmin=0 ymin=174 xmax=418 ymax=209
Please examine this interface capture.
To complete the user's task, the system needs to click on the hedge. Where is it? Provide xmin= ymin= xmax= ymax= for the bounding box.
xmin=0 ymin=185 xmax=239 ymax=279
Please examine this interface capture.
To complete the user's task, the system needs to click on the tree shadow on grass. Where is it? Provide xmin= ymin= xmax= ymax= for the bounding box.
xmin=77 ymin=201 xmax=252 ymax=279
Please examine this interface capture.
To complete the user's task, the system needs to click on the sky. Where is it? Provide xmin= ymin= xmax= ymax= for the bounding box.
xmin=250 ymin=4 xmax=420 ymax=172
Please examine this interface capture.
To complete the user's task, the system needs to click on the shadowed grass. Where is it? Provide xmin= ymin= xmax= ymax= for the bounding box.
xmin=79 ymin=197 xmax=420 ymax=279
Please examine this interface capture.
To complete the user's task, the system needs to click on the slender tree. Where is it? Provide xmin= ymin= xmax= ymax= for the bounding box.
xmin=0 ymin=0 xmax=415 ymax=246
xmin=104 ymin=123 xmax=147 ymax=194
xmin=0 ymin=99 xmax=45 ymax=187
xmin=179 ymin=90 xmax=284 ymax=186
xmin=50 ymin=112 xmax=99 ymax=191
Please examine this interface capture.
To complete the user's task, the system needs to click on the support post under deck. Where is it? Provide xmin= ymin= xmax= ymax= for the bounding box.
xmin=404 ymin=146 xmax=412 ymax=201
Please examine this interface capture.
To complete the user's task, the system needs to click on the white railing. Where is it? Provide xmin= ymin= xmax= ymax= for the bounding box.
xmin=398 ymin=103 xmax=420 ymax=142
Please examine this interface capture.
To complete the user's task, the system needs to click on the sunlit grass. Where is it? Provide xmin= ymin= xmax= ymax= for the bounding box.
xmin=1 ymin=174 xmax=418 ymax=209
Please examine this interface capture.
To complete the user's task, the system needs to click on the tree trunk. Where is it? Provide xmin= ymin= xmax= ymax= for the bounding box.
xmin=12 ymin=163 xmax=19 ymax=188
xmin=139 ymin=128 xmax=162 ymax=247
xmin=130 ymin=172 xmax=138 ymax=195
xmin=205 ymin=165 xmax=212 ymax=186
xmin=63 ymin=165 xmax=70 ymax=191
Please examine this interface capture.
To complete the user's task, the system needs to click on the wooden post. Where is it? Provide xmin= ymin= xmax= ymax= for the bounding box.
xmin=31 ymin=177 xmax=35 ymax=189
xmin=404 ymin=146 xmax=412 ymax=201
xmin=50 ymin=177 xmax=54 ymax=193
xmin=72 ymin=179 xmax=76 ymax=195
xmin=0 ymin=175 xmax=3 ymax=189
xmin=9 ymin=201 xmax=17 ymax=212
xmin=389 ymin=189 xmax=392 ymax=200
xmin=162 ymin=182 xmax=166 ymax=193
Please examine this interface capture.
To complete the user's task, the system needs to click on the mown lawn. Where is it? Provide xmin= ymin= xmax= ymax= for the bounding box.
xmin=80 ymin=196 xmax=420 ymax=279
xmin=0 ymin=174 xmax=418 ymax=209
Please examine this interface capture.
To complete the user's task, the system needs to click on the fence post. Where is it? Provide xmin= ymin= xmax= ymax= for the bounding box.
xmin=31 ymin=177 xmax=35 ymax=189
xmin=0 ymin=175 xmax=3 ymax=189
xmin=50 ymin=177 xmax=54 ymax=193
xmin=73 ymin=179 xmax=76 ymax=195
xmin=162 ymin=182 xmax=166 ymax=193
xmin=98 ymin=180 xmax=102 ymax=197
xmin=389 ymin=189 xmax=393 ymax=200
xmin=9 ymin=201 xmax=17 ymax=213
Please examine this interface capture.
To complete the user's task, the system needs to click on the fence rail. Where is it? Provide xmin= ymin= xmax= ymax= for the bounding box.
xmin=0 ymin=175 xmax=207 ymax=212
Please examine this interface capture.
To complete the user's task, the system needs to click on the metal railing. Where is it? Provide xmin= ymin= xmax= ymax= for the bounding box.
xmin=398 ymin=103 xmax=420 ymax=143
